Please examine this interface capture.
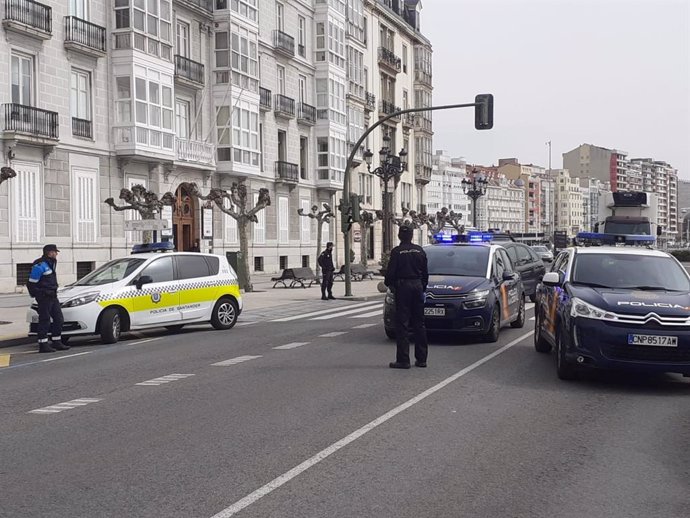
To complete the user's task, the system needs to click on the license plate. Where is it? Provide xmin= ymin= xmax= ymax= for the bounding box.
xmin=627 ymin=334 xmax=678 ymax=347
xmin=424 ymin=307 xmax=446 ymax=317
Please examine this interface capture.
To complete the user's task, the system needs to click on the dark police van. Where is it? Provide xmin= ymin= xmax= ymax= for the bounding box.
xmin=383 ymin=232 xmax=526 ymax=343
xmin=534 ymin=233 xmax=690 ymax=380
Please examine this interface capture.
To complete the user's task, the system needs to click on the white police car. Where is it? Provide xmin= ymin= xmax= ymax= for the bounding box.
xmin=27 ymin=243 xmax=242 ymax=344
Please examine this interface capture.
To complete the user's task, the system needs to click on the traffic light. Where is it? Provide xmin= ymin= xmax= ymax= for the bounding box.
xmin=339 ymin=199 xmax=353 ymax=233
xmin=350 ymin=193 xmax=362 ymax=223
xmin=474 ymin=94 xmax=494 ymax=130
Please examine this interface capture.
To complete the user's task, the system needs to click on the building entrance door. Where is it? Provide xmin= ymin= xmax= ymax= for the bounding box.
xmin=173 ymin=185 xmax=197 ymax=251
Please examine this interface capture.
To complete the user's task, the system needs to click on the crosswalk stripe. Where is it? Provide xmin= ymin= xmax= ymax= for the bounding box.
xmin=319 ymin=331 xmax=348 ymax=338
xmin=212 ymin=355 xmax=262 ymax=366
xmin=271 ymin=301 xmax=381 ymax=322
xmin=350 ymin=309 xmax=383 ymax=319
xmin=353 ymin=323 xmax=378 ymax=329
xmin=136 ymin=374 xmax=194 ymax=386
xmin=273 ymin=342 xmax=310 ymax=350
xmin=29 ymin=398 xmax=101 ymax=414
xmin=311 ymin=303 xmax=383 ymax=321
xmin=526 ymin=302 xmax=535 ymax=310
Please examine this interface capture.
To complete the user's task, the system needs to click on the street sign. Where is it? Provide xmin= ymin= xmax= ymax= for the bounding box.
xmin=125 ymin=219 xmax=170 ymax=231
xmin=203 ymin=208 xmax=213 ymax=238
xmin=553 ymin=230 xmax=568 ymax=249
xmin=353 ymin=229 xmax=361 ymax=242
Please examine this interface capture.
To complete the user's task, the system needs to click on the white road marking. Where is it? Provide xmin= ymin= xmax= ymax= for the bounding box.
xmin=273 ymin=342 xmax=310 ymax=350
xmin=40 ymin=351 xmax=92 ymax=362
xmin=209 ymin=330 xmax=535 ymax=518
xmin=311 ymin=303 xmax=383 ymax=320
xmin=128 ymin=337 xmax=164 ymax=346
xmin=526 ymin=302 xmax=535 ymax=310
xmin=136 ymin=373 xmax=195 ymax=386
xmin=29 ymin=398 xmax=101 ymax=415
xmin=529 ymin=316 xmax=535 ymax=321
xmin=318 ymin=331 xmax=348 ymax=338
xmin=271 ymin=301 xmax=381 ymax=322
xmin=350 ymin=309 xmax=383 ymax=319
xmin=212 ymin=355 xmax=262 ymax=366
xmin=352 ymin=323 xmax=378 ymax=329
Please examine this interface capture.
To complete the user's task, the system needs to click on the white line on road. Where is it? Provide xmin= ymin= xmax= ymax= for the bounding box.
xmin=271 ymin=301 xmax=381 ymax=322
xmin=40 ymin=351 xmax=92 ymax=362
xmin=212 ymin=355 xmax=263 ymax=366
xmin=529 ymin=316 xmax=535 ymax=321
xmin=526 ymin=302 xmax=535 ymax=310
xmin=236 ymin=322 xmax=257 ymax=327
xmin=136 ymin=373 xmax=195 ymax=386
xmin=352 ymin=323 xmax=378 ymax=329
xmin=311 ymin=303 xmax=383 ymax=321
xmin=350 ymin=309 xmax=383 ymax=319
xmin=273 ymin=342 xmax=310 ymax=350
xmin=128 ymin=337 xmax=164 ymax=346
xmin=318 ymin=331 xmax=348 ymax=338
xmin=29 ymin=398 xmax=101 ymax=415
xmin=209 ymin=330 xmax=535 ymax=518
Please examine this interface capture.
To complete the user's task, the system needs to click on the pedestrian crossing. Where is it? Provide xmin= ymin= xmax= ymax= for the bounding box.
xmin=136 ymin=373 xmax=195 ymax=386
xmin=29 ymin=398 xmax=101 ymax=415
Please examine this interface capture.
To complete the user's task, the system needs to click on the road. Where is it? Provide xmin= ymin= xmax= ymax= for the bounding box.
xmin=0 ymin=299 xmax=688 ymax=518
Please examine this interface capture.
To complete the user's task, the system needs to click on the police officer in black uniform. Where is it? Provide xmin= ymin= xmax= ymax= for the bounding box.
xmin=318 ymin=241 xmax=336 ymax=300
xmin=384 ymin=225 xmax=429 ymax=368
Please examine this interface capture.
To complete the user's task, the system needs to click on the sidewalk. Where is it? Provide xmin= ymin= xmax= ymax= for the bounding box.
xmin=0 ymin=273 xmax=386 ymax=348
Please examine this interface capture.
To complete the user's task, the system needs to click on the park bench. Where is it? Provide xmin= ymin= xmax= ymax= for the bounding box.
xmin=271 ymin=267 xmax=319 ymax=288
xmin=333 ymin=264 xmax=377 ymax=282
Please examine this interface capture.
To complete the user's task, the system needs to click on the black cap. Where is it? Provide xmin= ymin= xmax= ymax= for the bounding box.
xmin=43 ymin=244 xmax=60 ymax=254
xmin=398 ymin=225 xmax=413 ymax=240
xmin=326 ymin=241 xmax=334 ymax=247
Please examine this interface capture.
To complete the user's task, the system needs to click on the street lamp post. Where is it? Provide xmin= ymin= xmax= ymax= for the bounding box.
xmin=364 ymin=135 xmax=407 ymax=254
xmin=461 ymin=170 xmax=489 ymax=228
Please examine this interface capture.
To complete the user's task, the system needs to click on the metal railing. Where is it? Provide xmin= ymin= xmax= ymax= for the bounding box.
xmin=3 ymin=103 xmax=59 ymax=139
xmin=380 ymin=99 xmax=400 ymax=117
xmin=273 ymin=29 xmax=295 ymax=56
xmin=378 ymin=47 xmax=401 ymax=72
xmin=176 ymin=138 xmax=215 ymax=165
xmin=179 ymin=0 xmax=213 ymax=13
xmin=64 ymin=16 xmax=106 ymax=52
xmin=365 ymin=92 xmax=376 ymax=110
xmin=175 ymin=54 xmax=205 ymax=84
xmin=4 ymin=0 xmax=52 ymax=33
xmin=72 ymin=117 xmax=92 ymax=139
xmin=274 ymin=94 xmax=295 ymax=117
xmin=259 ymin=87 xmax=272 ymax=110
xmin=297 ymin=102 xmax=316 ymax=124
xmin=275 ymin=161 xmax=299 ymax=182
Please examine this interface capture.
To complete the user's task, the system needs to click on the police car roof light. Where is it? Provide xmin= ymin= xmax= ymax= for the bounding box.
xmin=575 ymin=232 xmax=655 ymax=247
xmin=131 ymin=242 xmax=175 ymax=254
xmin=433 ymin=233 xmax=461 ymax=244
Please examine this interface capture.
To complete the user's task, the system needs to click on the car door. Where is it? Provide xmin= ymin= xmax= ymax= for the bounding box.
xmin=541 ymin=251 xmax=569 ymax=344
xmin=516 ymin=244 xmax=538 ymax=295
xmin=130 ymin=256 xmax=181 ymax=327
xmin=499 ymin=248 xmax=521 ymax=319
xmin=493 ymin=249 xmax=517 ymax=324
xmin=175 ymin=254 xmax=217 ymax=321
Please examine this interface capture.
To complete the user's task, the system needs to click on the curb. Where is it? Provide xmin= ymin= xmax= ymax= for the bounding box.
xmin=0 ymin=335 xmax=33 ymax=349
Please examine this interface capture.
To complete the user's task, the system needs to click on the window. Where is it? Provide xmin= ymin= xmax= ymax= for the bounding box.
xmin=316 ymin=75 xmax=346 ymax=124
xmin=315 ymin=20 xmax=345 ymax=67
xmin=70 ymin=70 xmax=91 ymax=122
xmin=277 ymin=65 xmax=285 ymax=95
xmin=298 ymin=75 xmax=307 ymax=103
xmin=229 ymin=101 xmax=259 ymax=166
xmin=315 ymin=22 xmax=325 ymax=62
xmin=493 ymin=251 xmax=505 ymax=280
xmin=140 ymin=256 xmax=174 ymax=283
xmin=253 ymin=192 xmax=266 ymax=244
xmin=11 ymin=53 xmax=32 ymax=105
xmin=16 ymin=264 xmax=33 ymax=287
xmin=115 ymin=0 xmax=129 ymax=29
xmin=402 ymin=44 xmax=408 ymax=73
xmin=133 ymin=69 xmax=174 ymax=148
xmin=298 ymin=16 xmax=306 ymax=57
xmin=70 ymin=0 xmax=88 ymax=19
xmin=347 ymin=0 xmax=365 ymax=43
xmin=215 ymin=24 xmax=259 ymax=92
xmin=12 ymin=162 xmax=41 ymax=243
xmin=73 ymin=168 xmax=98 ymax=243
xmin=116 ymin=76 xmax=132 ymax=123
xmin=276 ymin=2 xmax=284 ymax=31
xmin=347 ymin=105 xmax=364 ymax=144
xmin=359 ymin=173 xmax=373 ymax=205
xmin=300 ymin=198 xmax=311 ymax=243
xmin=280 ymin=256 xmax=288 ymax=270
xmin=76 ymin=261 xmax=95 ymax=280
xmin=254 ymin=256 xmax=264 ymax=272
xmin=223 ymin=198 xmax=238 ymax=243
xmin=204 ymin=256 xmax=220 ymax=275
xmin=176 ymin=255 xmax=211 ymax=280
xmin=279 ymin=196 xmax=289 ymax=244
xmin=317 ymin=137 xmax=329 ymax=168
xmin=175 ymin=99 xmax=190 ymax=139
xmin=302 ymin=255 xmax=309 ymax=268
xmin=347 ymin=46 xmax=364 ymax=98
xmin=176 ymin=20 xmax=189 ymax=57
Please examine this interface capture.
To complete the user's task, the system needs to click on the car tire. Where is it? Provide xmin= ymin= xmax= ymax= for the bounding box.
xmin=483 ymin=304 xmax=500 ymax=343
xmin=211 ymin=297 xmax=238 ymax=330
xmin=556 ymin=330 xmax=578 ymax=381
xmin=534 ymin=309 xmax=552 ymax=353
xmin=511 ymin=295 xmax=526 ymax=328
xmin=60 ymin=336 xmax=71 ymax=346
xmin=100 ymin=307 xmax=122 ymax=344
xmin=529 ymin=293 xmax=537 ymax=303
xmin=165 ymin=325 xmax=185 ymax=333
xmin=385 ymin=327 xmax=396 ymax=340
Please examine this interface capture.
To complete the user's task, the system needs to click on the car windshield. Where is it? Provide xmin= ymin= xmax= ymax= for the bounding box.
xmin=426 ymin=246 xmax=490 ymax=277
xmin=532 ymin=246 xmax=549 ymax=253
xmin=572 ymin=253 xmax=690 ymax=291
xmin=74 ymin=258 xmax=146 ymax=286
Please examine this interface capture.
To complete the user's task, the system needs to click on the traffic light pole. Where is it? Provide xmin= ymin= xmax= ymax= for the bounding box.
xmin=342 ymin=101 xmax=485 ymax=297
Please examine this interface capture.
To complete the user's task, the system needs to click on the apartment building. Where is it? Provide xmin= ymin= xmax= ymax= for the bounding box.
xmin=0 ymin=0 xmax=433 ymax=291
xmin=497 ymin=158 xmax=546 ymax=234
xmin=428 ymin=151 xmax=470 ymax=222
xmin=552 ymin=169 xmax=583 ymax=235
xmin=579 ymin=177 xmax=610 ymax=233
xmin=467 ymin=168 xmax=525 ymax=233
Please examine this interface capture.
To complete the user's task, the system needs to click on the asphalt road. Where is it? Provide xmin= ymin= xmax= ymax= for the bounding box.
xmin=0 ymin=299 xmax=688 ymax=518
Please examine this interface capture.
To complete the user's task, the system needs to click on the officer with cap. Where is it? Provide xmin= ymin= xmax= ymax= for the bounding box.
xmin=384 ymin=224 xmax=429 ymax=368
xmin=27 ymin=244 xmax=68 ymax=353
xmin=318 ymin=241 xmax=336 ymax=300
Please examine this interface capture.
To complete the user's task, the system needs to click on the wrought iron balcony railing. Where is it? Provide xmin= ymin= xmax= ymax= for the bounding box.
xmin=365 ymin=92 xmax=376 ymax=111
xmin=273 ymin=29 xmax=295 ymax=56
xmin=259 ymin=87 xmax=272 ymax=111
xmin=64 ymin=16 xmax=106 ymax=53
xmin=297 ymin=102 xmax=316 ymax=125
xmin=379 ymin=99 xmax=401 ymax=118
xmin=72 ymin=117 xmax=92 ymax=139
xmin=3 ymin=103 xmax=59 ymax=139
xmin=274 ymin=94 xmax=295 ymax=118
xmin=3 ymin=0 xmax=52 ymax=34
xmin=276 ymin=161 xmax=299 ymax=183
xmin=174 ymin=54 xmax=205 ymax=85
xmin=378 ymin=47 xmax=401 ymax=73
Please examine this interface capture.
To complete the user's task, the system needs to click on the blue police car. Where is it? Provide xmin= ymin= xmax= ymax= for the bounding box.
xmin=534 ymin=234 xmax=690 ymax=380
xmin=383 ymin=232 xmax=526 ymax=343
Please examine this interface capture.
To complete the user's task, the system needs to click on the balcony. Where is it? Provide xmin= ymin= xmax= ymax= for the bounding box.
xmin=402 ymin=112 xmax=414 ymax=129
xmin=175 ymin=55 xmax=205 ymax=87
xmin=273 ymin=29 xmax=295 ymax=57
xmin=72 ymin=117 xmax=92 ymax=139
xmin=259 ymin=87 xmax=272 ymax=111
xmin=178 ymin=0 xmax=213 ymax=18
xmin=297 ymin=102 xmax=316 ymax=126
xmin=378 ymin=47 xmax=401 ymax=73
xmin=2 ymin=103 xmax=58 ymax=141
xmin=415 ymin=164 xmax=432 ymax=185
xmin=176 ymin=138 xmax=215 ymax=169
xmin=379 ymin=99 xmax=401 ymax=121
xmin=365 ymin=92 xmax=376 ymax=111
xmin=275 ymin=161 xmax=299 ymax=185
xmin=414 ymin=67 xmax=432 ymax=87
xmin=64 ymin=17 xmax=106 ymax=57
xmin=316 ymin=169 xmax=344 ymax=191
xmin=274 ymin=94 xmax=295 ymax=119
xmin=3 ymin=0 xmax=52 ymax=39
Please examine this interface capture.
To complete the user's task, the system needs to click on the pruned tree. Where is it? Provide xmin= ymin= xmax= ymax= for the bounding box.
xmin=181 ymin=181 xmax=270 ymax=293
xmin=105 ymin=184 xmax=176 ymax=243
xmin=358 ymin=210 xmax=381 ymax=267
xmin=1 ymin=166 xmax=17 ymax=185
xmin=297 ymin=202 xmax=334 ymax=275
xmin=422 ymin=207 xmax=465 ymax=243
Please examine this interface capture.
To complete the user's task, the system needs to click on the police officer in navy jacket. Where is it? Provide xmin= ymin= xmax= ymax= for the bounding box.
xmin=28 ymin=244 xmax=68 ymax=353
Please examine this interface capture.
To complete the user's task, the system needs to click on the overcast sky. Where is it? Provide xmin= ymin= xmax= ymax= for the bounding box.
xmin=424 ymin=0 xmax=690 ymax=177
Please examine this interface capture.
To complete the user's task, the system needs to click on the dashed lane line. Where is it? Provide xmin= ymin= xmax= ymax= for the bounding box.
xmin=29 ymin=398 xmax=101 ymax=415
xmin=318 ymin=331 xmax=348 ymax=338
xmin=271 ymin=301 xmax=381 ymax=322
xmin=212 ymin=355 xmax=263 ymax=366
xmin=311 ymin=303 xmax=383 ymax=321
xmin=352 ymin=323 xmax=378 ymax=329
xmin=40 ymin=351 xmax=92 ymax=362
xmin=273 ymin=342 xmax=310 ymax=350
xmin=136 ymin=373 xmax=195 ymax=386
xmin=350 ymin=309 xmax=383 ymax=319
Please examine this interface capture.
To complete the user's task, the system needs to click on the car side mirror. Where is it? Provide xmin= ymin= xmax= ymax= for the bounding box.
xmin=542 ymin=271 xmax=561 ymax=287
xmin=502 ymin=270 xmax=516 ymax=281
xmin=136 ymin=275 xmax=153 ymax=290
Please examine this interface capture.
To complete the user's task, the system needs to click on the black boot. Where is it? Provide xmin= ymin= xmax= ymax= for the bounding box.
xmin=321 ymin=293 xmax=328 ymax=300
xmin=328 ymin=293 xmax=336 ymax=300
xmin=51 ymin=339 xmax=70 ymax=351
xmin=38 ymin=341 xmax=56 ymax=353
xmin=389 ymin=362 xmax=411 ymax=369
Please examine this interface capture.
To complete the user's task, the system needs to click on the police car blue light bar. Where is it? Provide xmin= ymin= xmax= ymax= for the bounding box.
xmin=433 ymin=232 xmax=494 ymax=244
xmin=433 ymin=233 xmax=461 ymax=243
xmin=575 ymin=232 xmax=655 ymax=246
xmin=132 ymin=242 xmax=174 ymax=254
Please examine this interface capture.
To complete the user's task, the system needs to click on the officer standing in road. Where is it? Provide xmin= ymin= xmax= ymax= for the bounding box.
xmin=384 ymin=225 xmax=429 ymax=369
xmin=318 ymin=241 xmax=336 ymax=300
xmin=27 ymin=244 xmax=68 ymax=353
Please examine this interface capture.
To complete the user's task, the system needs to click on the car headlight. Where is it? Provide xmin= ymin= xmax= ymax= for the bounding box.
xmin=570 ymin=297 xmax=616 ymax=321
xmin=62 ymin=292 xmax=99 ymax=308
xmin=463 ymin=289 xmax=490 ymax=309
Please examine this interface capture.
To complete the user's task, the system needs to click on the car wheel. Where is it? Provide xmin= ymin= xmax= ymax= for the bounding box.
xmin=165 ymin=325 xmax=185 ymax=333
xmin=556 ymin=330 xmax=578 ymax=380
xmin=100 ymin=307 xmax=122 ymax=344
xmin=534 ymin=309 xmax=552 ymax=353
xmin=511 ymin=295 xmax=526 ymax=328
xmin=211 ymin=297 xmax=238 ymax=330
xmin=385 ymin=327 xmax=396 ymax=340
xmin=60 ymin=336 xmax=71 ymax=346
xmin=483 ymin=304 xmax=500 ymax=343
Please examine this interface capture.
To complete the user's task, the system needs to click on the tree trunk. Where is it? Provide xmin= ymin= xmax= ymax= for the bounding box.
xmin=315 ymin=219 xmax=323 ymax=276
xmin=238 ymin=217 xmax=253 ymax=292
xmin=360 ymin=224 xmax=368 ymax=267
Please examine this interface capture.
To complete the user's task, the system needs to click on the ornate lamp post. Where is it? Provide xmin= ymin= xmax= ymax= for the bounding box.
xmin=461 ymin=170 xmax=489 ymax=229
xmin=363 ymin=135 xmax=407 ymax=254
